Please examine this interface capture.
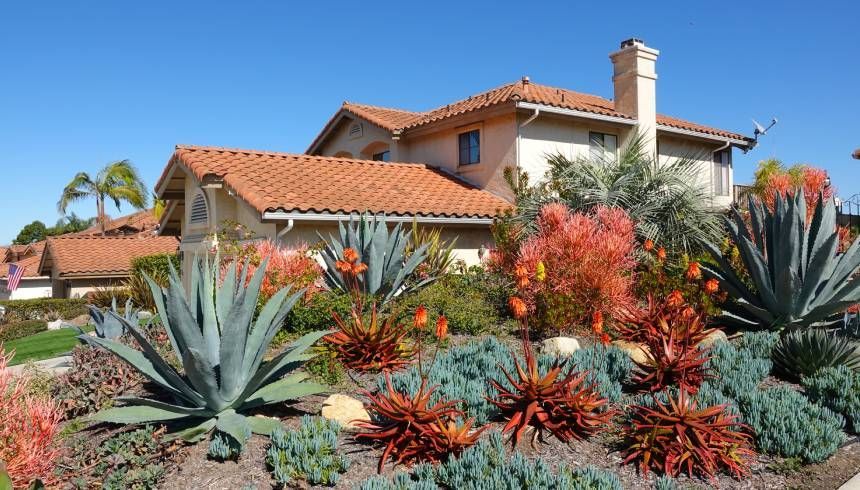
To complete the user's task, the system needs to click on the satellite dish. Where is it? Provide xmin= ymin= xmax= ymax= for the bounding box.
xmin=752 ymin=117 xmax=778 ymax=140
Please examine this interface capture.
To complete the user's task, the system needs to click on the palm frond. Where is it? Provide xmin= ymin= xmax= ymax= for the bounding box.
xmin=57 ymin=172 xmax=95 ymax=213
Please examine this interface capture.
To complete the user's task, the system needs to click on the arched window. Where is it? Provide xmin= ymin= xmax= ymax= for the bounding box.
xmin=189 ymin=192 xmax=209 ymax=226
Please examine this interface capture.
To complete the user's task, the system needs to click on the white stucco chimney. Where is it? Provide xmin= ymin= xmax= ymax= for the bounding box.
xmin=610 ymin=38 xmax=659 ymax=152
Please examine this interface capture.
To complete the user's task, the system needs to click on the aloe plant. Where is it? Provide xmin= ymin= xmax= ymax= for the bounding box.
xmin=318 ymin=213 xmax=432 ymax=304
xmin=771 ymin=328 xmax=860 ymax=381
xmin=86 ymin=297 xmax=139 ymax=339
xmin=78 ymin=256 xmax=328 ymax=441
xmin=703 ymin=191 xmax=860 ymax=330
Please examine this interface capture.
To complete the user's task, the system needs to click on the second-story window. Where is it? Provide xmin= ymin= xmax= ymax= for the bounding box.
xmin=458 ymin=129 xmax=480 ymax=165
xmin=713 ymin=150 xmax=731 ymax=196
xmin=372 ymin=150 xmax=390 ymax=161
xmin=589 ymin=132 xmax=617 ymax=161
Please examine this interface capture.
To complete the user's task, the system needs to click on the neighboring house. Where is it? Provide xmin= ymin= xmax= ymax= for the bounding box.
xmin=156 ymin=38 xmax=752 ymax=274
xmin=37 ymin=235 xmax=179 ymax=298
xmin=78 ymin=209 xmax=159 ymax=236
xmin=308 ymin=38 xmax=752 ymax=207
xmin=0 ymin=254 xmax=52 ymax=300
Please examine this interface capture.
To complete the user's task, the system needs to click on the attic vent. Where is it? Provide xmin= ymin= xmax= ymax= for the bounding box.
xmin=189 ymin=192 xmax=209 ymax=225
xmin=348 ymin=122 xmax=363 ymax=139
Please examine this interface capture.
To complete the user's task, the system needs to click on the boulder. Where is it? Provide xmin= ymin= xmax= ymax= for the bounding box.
xmin=698 ymin=329 xmax=728 ymax=348
xmin=47 ymin=319 xmax=65 ymax=330
xmin=320 ymin=394 xmax=370 ymax=429
xmin=612 ymin=340 xmax=652 ymax=365
xmin=541 ymin=337 xmax=581 ymax=357
xmin=139 ymin=311 xmax=154 ymax=320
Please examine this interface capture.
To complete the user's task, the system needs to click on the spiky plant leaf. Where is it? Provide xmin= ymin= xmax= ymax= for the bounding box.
xmin=771 ymin=328 xmax=860 ymax=381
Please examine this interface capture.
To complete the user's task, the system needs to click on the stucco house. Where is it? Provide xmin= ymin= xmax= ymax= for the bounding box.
xmin=0 ymin=254 xmax=52 ymax=300
xmin=156 ymin=39 xmax=752 ymax=273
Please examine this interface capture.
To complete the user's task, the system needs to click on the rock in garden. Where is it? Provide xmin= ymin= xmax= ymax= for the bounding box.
xmin=541 ymin=337 xmax=581 ymax=356
xmin=139 ymin=310 xmax=154 ymax=320
xmin=698 ymin=329 xmax=728 ymax=348
xmin=320 ymin=394 xmax=370 ymax=429
xmin=612 ymin=340 xmax=651 ymax=365
xmin=47 ymin=319 xmax=65 ymax=330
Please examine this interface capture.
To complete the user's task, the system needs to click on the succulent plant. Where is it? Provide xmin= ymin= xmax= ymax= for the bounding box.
xmin=771 ymin=328 xmax=860 ymax=381
xmin=324 ymin=303 xmax=414 ymax=372
xmin=623 ymin=389 xmax=756 ymax=479
xmin=266 ymin=416 xmax=350 ymax=486
xmin=79 ymin=255 xmax=328 ymax=441
xmin=802 ymin=365 xmax=860 ymax=433
xmin=208 ymin=428 xmax=250 ymax=461
xmin=86 ymin=297 xmax=140 ymax=339
xmin=703 ymin=191 xmax=860 ymax=330
xmin=318 ymin=213 xmax=431 ymax=304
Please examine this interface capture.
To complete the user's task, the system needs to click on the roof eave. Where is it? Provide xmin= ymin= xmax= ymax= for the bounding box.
xmin=656 ymin=124 xmax=752 ymax=147
xmin=515 ymin=101 xmax=637 ymax=126
xmin=261 ymin=210 xmax=496 ymax=226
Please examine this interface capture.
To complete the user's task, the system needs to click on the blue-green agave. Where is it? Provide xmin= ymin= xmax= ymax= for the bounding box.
xmin=318 ymin=213 xmax=432 ymax=304
xmin=79 ymin=256 xmax=328 ymax=442
xmin=86 ymin=297 xmax=139 ymax=339
xmin=703 ymin=191 xmax=860 ymax=330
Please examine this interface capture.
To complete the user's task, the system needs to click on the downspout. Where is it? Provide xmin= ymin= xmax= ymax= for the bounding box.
xmin=516 ymin=107 xmax=540 ymax=183
xmin=276 ymin=219 xmax=294 ymax=245
xmin=711 ymin=140 xmax=731 ymax=206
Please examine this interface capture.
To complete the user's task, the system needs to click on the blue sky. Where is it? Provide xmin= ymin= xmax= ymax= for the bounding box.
xmin=1 ymin=0 xmax=857 ymax=243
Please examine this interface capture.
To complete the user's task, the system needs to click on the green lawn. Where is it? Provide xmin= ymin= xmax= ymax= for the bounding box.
xmin=6 ymin=326 xmax=93 ymax=366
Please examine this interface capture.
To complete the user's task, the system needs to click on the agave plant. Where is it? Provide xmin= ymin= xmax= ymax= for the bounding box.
xmin=318 ymin=213 xmax=431 ymax=304
xmin=703 ymin=191 xmax=860 ymax=330
xmin=79 ymin=297 xmax=141 ymax=339
xmin=79 ymin=256 xmax=328 ymax=442
xmin=771 ymin=328 xmax=860 ymax=381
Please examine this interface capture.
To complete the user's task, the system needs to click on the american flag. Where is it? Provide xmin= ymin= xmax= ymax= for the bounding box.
xmin=6 ymin=263 xmax=24 ymax=292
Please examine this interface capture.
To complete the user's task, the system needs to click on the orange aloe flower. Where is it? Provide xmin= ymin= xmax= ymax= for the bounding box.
xmin=656 ymin=247 xmax=667 ymax=261
xmin=666 ymin=290 xmax=684 ymax=308
xmin=343 ymin=247 xmax=359 ymax=264
xmin=435 ymin=315 xmax=449 ymax=340
xmin=414 ymin=305 xmax=428 ymax=330
xmin=508 ymin=296 xmax=528 ymax=320
xmin=685 ymin=261 xmax=702 ymax=281
xmin=704 ymin=278 xmax=720 ymax=295
xmin=643 ymin=239 xmax=654 ymax=252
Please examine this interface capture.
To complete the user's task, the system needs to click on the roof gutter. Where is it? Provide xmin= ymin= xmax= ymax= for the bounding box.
xmin=516 ymin=101 xmax=638 ymax=126
xmin=262 ymin=211 xmax=494 ymax=225
xmin=656 ymin=124 xmax=750 ymax=147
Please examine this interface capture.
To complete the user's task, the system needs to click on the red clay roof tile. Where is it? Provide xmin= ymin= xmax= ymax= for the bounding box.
xmin=0 ymin=254 xmax=44 ymax=278
xmin=158 ymin=146 xmax=511 ymax=219
xmin=42 ymin=235 xmax=179 ymax=278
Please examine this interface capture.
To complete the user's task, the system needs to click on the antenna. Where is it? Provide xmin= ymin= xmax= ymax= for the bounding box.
xmin=752 ymin=117 xmax=778 ymax=140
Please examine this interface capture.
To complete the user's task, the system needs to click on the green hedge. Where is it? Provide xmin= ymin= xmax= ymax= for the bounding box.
xmin=0 ymin=320 xmax=48 ymax=343
xmin=284 ymin=291 xmax=353 ymax=334
xmin=0 ymin=298 xmax=88 ymax=323
xmin=131 ymin=253 xmax=180 ymax=280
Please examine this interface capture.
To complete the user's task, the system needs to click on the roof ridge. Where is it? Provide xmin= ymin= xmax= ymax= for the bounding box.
xmin=343 ymin=101 xmax=424 ymax=115
xmin=175 ymin=145 xmax=431 ymax=169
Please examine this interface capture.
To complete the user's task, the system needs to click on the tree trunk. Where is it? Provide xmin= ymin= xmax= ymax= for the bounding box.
xmin=97 ymin=195 xmax=106 ymax=236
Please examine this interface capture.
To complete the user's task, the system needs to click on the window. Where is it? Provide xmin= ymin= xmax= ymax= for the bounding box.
xmin=589 ymin=132 xmax=617 ymax=161
xmin=189 ymin=192 xmax=209 ymax=225
xmin=372 ymin=150 xmax=390 ymax=161
xmin=458 ymin=130 xmax=480 ymax=165
xmin=713 ymin=150 xmax=731 ymax=196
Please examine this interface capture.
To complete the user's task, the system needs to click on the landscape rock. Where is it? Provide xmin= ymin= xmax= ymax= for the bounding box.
xmin=47 ymin=319 xmax=65 ymax=330
xmin=612 ymin=340 xmax=652 ymax=365
xmin=320 ymin=394 xmax=369 ymax=429
xmin=8 ymin=355 xmax=73 ymax=377
xmin=541 ymin=337 xmax=581 ymax=356
xmin=139 ymin=310 xmax=154 ymax=320
xmin=698 ymin=329 xmax=728 ymax=348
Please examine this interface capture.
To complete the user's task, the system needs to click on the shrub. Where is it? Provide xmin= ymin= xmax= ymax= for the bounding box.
xmin=635 ymin=249 xmax=724 ymax=317
xmin=456 ymin=265 xmax=516 ymax=319
xmin=392 ymin=274 xmax=502 ymax=336
xmin=283 ymin=291 xmax=353 ymax=334
xmin=0 ymin=298 xmax=87 ymax=323
xmin=802 ymin=365 xmax=860 ymax=433
xmin=738 ymin=386 xmax=844 ymax=462
xmin=489 ymin=332 xmax=612 ymax=447
xmin=87 ymin=286 xmax=132 ymax=309
xmin=771 ymin=328 xmax=860 ymax=382
xmin=514 ymin=203 xmax=638 ymax=335
xmin=224 ymin=239 xmax=323 ymax=304
xmin=623 ymin=389 xmax=756 ymax=479
xmin=94 ymin=425 xmax=165 ymax=489
xmin=0 ymin=320 xmax=47 ymax=343
xmin=325 ymin=303 xmax=414 ymax=372
xmin=126 ymin=253 xmax=179 ymax=310
xmin=81 ymin=256 xmax=327 ymax=442
xmin=267 ymin=416 xmax=350 ymax=486
xmin=405 ymin=221 xmax=457 ymax=281
xmin=0 ymin=348 xmax=63 ymax=488
xmin=356 ymin=374 xmax=482 ymax=471
xmin=53 ymin=344 xmax=143 ymax=419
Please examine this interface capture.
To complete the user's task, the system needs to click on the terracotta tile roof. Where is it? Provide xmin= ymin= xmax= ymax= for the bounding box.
xmin=0 ymin=254 xmax=44 ymax=278
xmin=158 ymin=145 xmax=511 ymax=219
xmin=79 ymin=209 xmax=158 ymax=236
xmin=42 ymin=235 xmax=179 ymax=278
xmin=331 ymin=79 xmax=747 ymax=141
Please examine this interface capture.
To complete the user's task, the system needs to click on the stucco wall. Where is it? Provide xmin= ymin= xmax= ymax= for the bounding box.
xmin=658 ymin=135 xmax=732 ymax=208
xmin=316 ymin=118 xmax=397 ymax=160
xmin=0 ymin=278 xmax=52 ymax=300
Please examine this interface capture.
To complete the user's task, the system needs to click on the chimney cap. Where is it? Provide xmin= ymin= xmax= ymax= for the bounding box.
xmin=521 ymin=75 xmax=530 ymax=85
xmin=620 ymin=38 xmax=645 ymax=49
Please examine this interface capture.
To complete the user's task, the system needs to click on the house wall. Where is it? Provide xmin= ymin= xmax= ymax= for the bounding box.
xmin=658 ymin=135 xmax=732 ymax=208
xmin=49 ymin=277 xmax=124 ymax=299
xmin=0 ymin=278 xmax=52 ymax=300
xmin=316 ymin=118 xmax=397 ymax=160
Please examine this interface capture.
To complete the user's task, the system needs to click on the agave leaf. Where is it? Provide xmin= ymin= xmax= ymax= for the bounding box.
xmin=243 ymin=289 xmax=306 ymax=380
xmin=241 ymin=330 xmax=328 ymax=396
xmin=220 ymin=257 xmax=268 ymax=401
xmin=114 ymin=396 xmax=212 ymax=417
xmin=247 ymin=415 xmax=283 ymax=436
xmin=217 ymin=260 xmax=238 ymax=329
xmin=164 ymin=268 xmax=206 ymax=355
xmin=215 ymin=409 xmax=251 ymax=446
xmin=737 ymin=236 xmax=779 ymax=310
xmin=79 ymin=333 xmax=202 ymax=405
xmin=199 ymin=256 xmax=221 ymax=365
xmin=172 ymin=418 xmax=217 ymax=442
xmin=90 ymin=404 xmax=196 ymax=424
xmin=797 ymin=234 xmax=839 ymax=312
xmin=183 ymin=347 xmax=228 ymax=410
xmin=144 ymin=273 xmax=183 ymax=357
xmin=242 ymin=372 xmax=326 ymax=409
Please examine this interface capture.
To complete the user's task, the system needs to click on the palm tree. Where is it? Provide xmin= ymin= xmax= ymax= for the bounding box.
xmin=516 ymin=132 xmax=723 ymax=256
xmin=58 ymin=160 xmax=149 ymax=235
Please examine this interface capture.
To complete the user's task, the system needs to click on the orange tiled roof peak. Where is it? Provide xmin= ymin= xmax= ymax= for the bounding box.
xmin=334 ymin=78 xmax=745 ymax=141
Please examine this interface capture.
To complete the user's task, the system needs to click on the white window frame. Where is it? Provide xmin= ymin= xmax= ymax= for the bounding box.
xmin=713 ymin=150 xmax=731 ymax=197
xmin=589 ymin=132 xmax=618 ymax=161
